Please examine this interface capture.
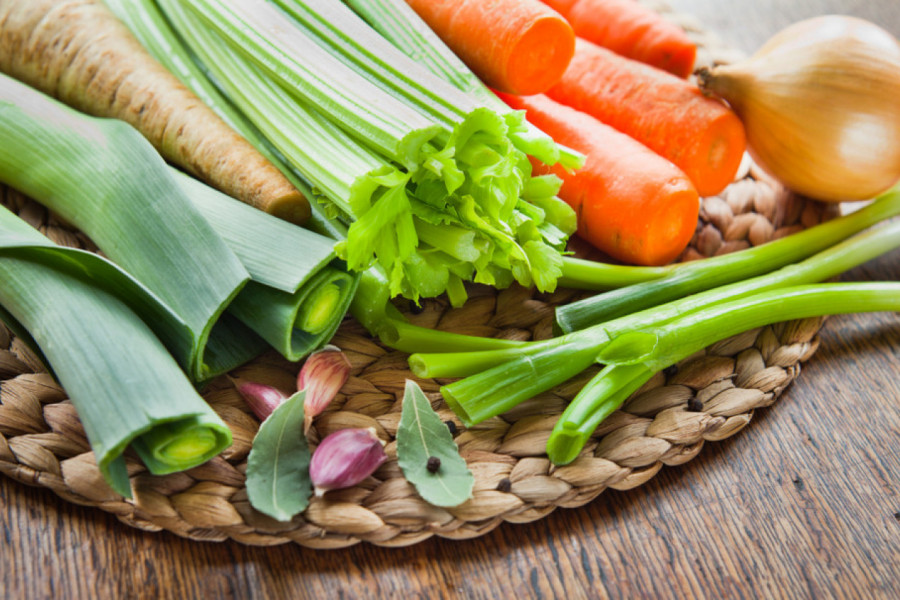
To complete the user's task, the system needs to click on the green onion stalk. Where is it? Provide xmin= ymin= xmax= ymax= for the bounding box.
xmin=409 ymin=217 xmax=900 ymax=463
xmin=368 ymin=187 xmax=900 ymax=354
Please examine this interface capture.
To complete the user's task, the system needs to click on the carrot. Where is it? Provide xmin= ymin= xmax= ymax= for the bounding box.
xmin=546 ymin=39 xmax=746 ymax=197
xmin=0 ymin=0 xmax=310 ymax=224
xmin=403 ymin=0 xmax=575 ymax=96
xmin=496 ymin=91 xmax=699 ymax=266
xmin=541 ymin=0 xmax=697 ymax=78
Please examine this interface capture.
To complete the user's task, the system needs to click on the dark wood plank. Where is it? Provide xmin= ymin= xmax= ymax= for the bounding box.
xmin=2 ymin=1 xmax=899 ymax=598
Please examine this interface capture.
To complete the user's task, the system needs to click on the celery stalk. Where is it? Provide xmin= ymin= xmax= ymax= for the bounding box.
xmin=184 ymin=0 xmax=442 ymax=170
xmin=344 ymin=0 xmax=585 ymax=170
xmin=156 ymin=0 xmax=568 ymax=303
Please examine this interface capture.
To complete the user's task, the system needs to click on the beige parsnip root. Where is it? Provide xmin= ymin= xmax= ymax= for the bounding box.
xmin=0 ymin=0 xmax=310 ymax=224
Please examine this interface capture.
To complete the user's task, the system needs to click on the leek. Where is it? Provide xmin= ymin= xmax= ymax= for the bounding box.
xmin=0 ymin=72 xmax=255 ymax=381
xmin=175 ymin=171 xmax=359 ymax=360
xmin=0 ymin=205 xmax=231 ymax=497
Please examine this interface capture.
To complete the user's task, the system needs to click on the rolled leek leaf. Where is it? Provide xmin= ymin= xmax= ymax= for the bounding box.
xmin=176 ymin=171 xmax=359 ymax=360
xmin=0 ymin=205 xmax=231 ymax=497
xmin=0 ymin=72 xmax=256 ymax=381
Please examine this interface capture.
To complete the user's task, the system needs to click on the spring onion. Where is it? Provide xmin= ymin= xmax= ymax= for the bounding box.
xmin=411 ymin=217 xmax=900 ymax=460
xmin=556 ymin=188 xmax=900 ymax=333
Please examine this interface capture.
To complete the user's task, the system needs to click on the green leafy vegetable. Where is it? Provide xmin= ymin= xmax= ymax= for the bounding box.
xmin=245 ymin=391 xmax=312 ymax=522
xmin=397 ymin=380 xmax=473 ymax=507
xmin=0 ymin=71 xmax=255 ymax=381
xmin=151 ymin=0 xmax=571 ymax=305
xmin=0 ymin=205 xmax=231 ymax=497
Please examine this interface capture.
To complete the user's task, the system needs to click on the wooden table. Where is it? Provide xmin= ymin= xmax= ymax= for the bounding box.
xmin=3 ymin=1 xmax=898 ymax=598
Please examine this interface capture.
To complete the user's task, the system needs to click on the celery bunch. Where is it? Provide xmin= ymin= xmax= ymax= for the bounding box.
xmin=148 ymin=0 xmax=578 ymax=304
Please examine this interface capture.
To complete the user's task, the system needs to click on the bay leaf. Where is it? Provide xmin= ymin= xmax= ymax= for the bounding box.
xmin=397 ymin=379 xmax=474 ymax=507
xmin=245 ymin=390 xmax=312 ymax=521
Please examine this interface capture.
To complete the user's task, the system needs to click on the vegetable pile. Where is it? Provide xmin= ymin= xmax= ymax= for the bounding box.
xmin=0 ymin=0 xmax=897 ymax=523
xmin=146 ymin=0 xmax=583 ymax=305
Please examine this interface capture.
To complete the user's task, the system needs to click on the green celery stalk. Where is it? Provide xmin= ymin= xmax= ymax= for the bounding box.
xmin=156 ymin=0 xmax=566 ymax=304
xmin=183 ymin=0 xmax=441 ymax=170
xmin=343 ymin=0 xmax=585 ymax=170
xmin=263 ymin=0 xmax=576 ymax=233
xmin=272 ymin=0 xmax=482 ymax=132
xmin=0 ymin=72 xmax=258 ymax=381
xmin=0 ymin=206 xmax=231 ymax=497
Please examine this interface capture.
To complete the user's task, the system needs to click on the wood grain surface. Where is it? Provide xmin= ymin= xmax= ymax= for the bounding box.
xmin=2 ymin=1 xmax=899 ymax=598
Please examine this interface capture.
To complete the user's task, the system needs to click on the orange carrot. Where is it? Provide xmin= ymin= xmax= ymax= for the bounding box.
xmin=546 ymin=39 xmax=746 ymax=197
xmin=0 ymin=0 xmax=310 ymax=224
xmin=496 ymin=91 xmax=699 ymax=266
xmin=541 ymin=0 xmax=697 ymax=77
xmin=403 ymin=0 xmax=575 ymax=96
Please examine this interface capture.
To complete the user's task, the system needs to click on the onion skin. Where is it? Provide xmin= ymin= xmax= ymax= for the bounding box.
xmin=697 ymin=15 xmax=900 ymax=202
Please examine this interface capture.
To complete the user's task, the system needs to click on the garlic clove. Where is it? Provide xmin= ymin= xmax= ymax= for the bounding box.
xmin=697 ymin=15 xmax=900 ymax=202
xmin=309 ymin=427 xmax=387 ymax=496
xmin=297 ymin=345 xmax=352 ymax=434
xmin=233 ymin=379 xmax=288 ymax=422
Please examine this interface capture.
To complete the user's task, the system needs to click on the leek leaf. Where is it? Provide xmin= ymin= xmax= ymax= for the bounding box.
xmin=0 ymin=73 xmax=253 ymax=381
xmin=175 ymin=170 xmax=360 ymax=361
xmin=0 ymin=207 xmax=231 ymax=497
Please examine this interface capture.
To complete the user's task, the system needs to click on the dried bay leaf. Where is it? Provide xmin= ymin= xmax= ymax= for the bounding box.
xmin=246 ymin=390 xmax=311 ymax=521
xmin=397 ymin=380 xmax=473 ymax=507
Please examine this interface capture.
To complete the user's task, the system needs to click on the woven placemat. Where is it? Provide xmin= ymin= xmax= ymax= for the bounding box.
xmin=0 ymin=4 xmax=840 ymax=548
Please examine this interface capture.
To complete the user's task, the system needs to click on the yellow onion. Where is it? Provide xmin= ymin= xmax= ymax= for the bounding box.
xmin=696 ymin=15 xmax=900 ymax=202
